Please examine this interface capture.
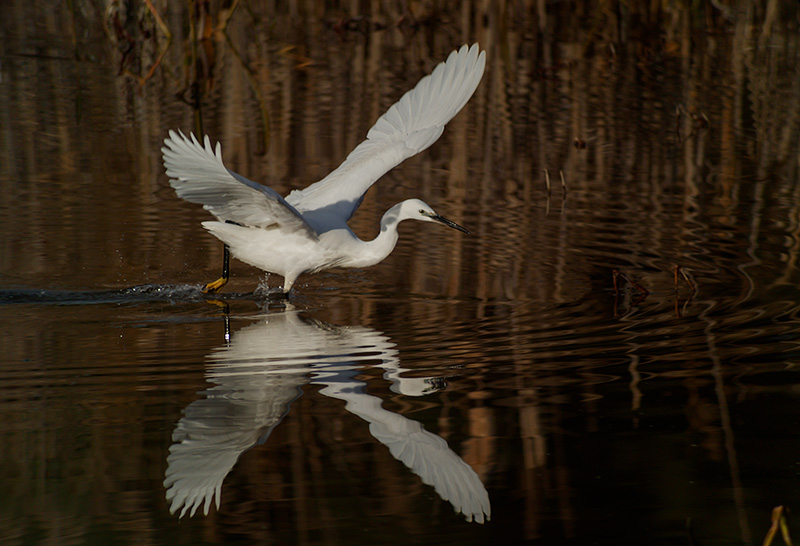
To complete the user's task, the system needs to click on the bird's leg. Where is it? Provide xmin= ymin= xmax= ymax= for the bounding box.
xmin=278 ymin=275 xmax=298 ymax=297
xmin=202 ymin=244 xmax=230 ymax=294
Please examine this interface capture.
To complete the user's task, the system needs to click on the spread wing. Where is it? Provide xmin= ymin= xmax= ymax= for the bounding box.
xmin=285 ymin=43 xmax=486 ymax=223
xmin=162 ymin=130 xmax=317 ymax=238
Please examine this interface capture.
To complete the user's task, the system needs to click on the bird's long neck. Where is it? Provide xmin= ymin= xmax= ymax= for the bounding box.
xmin=353 ymin=203 xmax=403 ymax=268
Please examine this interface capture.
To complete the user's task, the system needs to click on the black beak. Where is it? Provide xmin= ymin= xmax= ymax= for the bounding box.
xmin=432 ymin=214 xmax=470 ymax=234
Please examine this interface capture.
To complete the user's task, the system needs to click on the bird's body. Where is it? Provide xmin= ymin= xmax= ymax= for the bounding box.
xmin=163 ymin=44 xmax=485 ymax=293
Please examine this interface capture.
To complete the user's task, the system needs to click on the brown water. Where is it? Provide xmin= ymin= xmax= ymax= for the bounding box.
xmin=3 ymin=1 xmax=800 ymax=544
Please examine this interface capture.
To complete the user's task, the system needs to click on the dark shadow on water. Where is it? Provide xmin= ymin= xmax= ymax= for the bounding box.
xmin=0 ymin=285 xmax=288 ymax=306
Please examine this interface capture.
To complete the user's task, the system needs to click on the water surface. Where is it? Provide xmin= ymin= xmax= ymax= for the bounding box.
xmin=2 ymin=2 xmax=800 ymax=545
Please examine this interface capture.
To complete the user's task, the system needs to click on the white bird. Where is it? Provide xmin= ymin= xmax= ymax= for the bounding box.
xmin=163 ymin=43 xmax=485 ymax=294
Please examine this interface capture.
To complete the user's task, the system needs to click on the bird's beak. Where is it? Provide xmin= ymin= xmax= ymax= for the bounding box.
xmin=432 ymin=214 xmax=471 ymax=234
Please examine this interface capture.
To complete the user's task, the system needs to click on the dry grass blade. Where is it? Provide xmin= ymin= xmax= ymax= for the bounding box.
xmin=763 ymin=506 xmax=793 ymax=546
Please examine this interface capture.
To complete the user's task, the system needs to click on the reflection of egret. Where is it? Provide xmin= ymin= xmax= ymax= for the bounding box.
xmin=162 ymin=44 xmax=484 ymax=294
xmin=316 ymin=377 xmax=489 ymax=522
xmin=164 ymin=310 xmax=490 ymax=523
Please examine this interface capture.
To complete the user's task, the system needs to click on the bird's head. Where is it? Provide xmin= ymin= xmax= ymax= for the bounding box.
xmin=400 ymin=198 xmax=470 ymax=234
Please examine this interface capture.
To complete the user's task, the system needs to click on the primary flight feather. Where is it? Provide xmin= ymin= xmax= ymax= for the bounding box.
xmin=163 ymin=43 xmax=485 ymax=294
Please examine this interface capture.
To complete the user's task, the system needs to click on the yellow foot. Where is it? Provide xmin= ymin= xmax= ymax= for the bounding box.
xmin=202 ymin=276 xmax=228 ymax=294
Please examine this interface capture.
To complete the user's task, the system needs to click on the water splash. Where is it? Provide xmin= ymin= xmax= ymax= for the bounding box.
xmin=0 ymin=284 xmax=207 ymax=306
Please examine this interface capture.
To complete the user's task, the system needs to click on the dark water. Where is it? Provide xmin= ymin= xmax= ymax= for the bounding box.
xmin=3 ymin=1 xmax=800 ymax=544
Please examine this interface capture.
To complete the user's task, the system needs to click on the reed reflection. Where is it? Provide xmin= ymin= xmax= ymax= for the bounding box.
xmin=164 ymin=308 xmax=490 ymax=523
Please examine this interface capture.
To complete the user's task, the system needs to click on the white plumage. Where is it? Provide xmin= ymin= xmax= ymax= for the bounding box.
xmin=163 ymin=44 xmax=485 ymax=293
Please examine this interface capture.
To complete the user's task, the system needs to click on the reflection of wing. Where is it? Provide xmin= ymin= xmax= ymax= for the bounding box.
xmin=165 ymin=310 xmax=490 ymax=523
xmin=370 ymin=420 xmax=490 ymax=524
xmin=164 ymin=312 xmax=390 ymax=518
xmin=319 ymin=380 xmax=491 ymax=523
xmin=164 ymin=369 xmax=304 ymax=517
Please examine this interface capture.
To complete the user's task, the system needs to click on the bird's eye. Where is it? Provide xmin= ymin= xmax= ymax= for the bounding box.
xmin=419 ymin=209 xmax=425 ymax=214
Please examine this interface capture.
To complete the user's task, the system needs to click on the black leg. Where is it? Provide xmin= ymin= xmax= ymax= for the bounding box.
xmin=202 ymin=244 xmax=230 ymax=293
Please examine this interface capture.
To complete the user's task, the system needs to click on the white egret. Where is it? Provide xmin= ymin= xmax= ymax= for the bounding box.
xmin=163 ymin=43 xmax=485 ymax=294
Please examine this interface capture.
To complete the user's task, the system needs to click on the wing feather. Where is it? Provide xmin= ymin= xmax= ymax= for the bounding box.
xmin=286 ymin=43 xmax=486 ymax=222
xmin=162 ymin=130 xmax=317 ymax=238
